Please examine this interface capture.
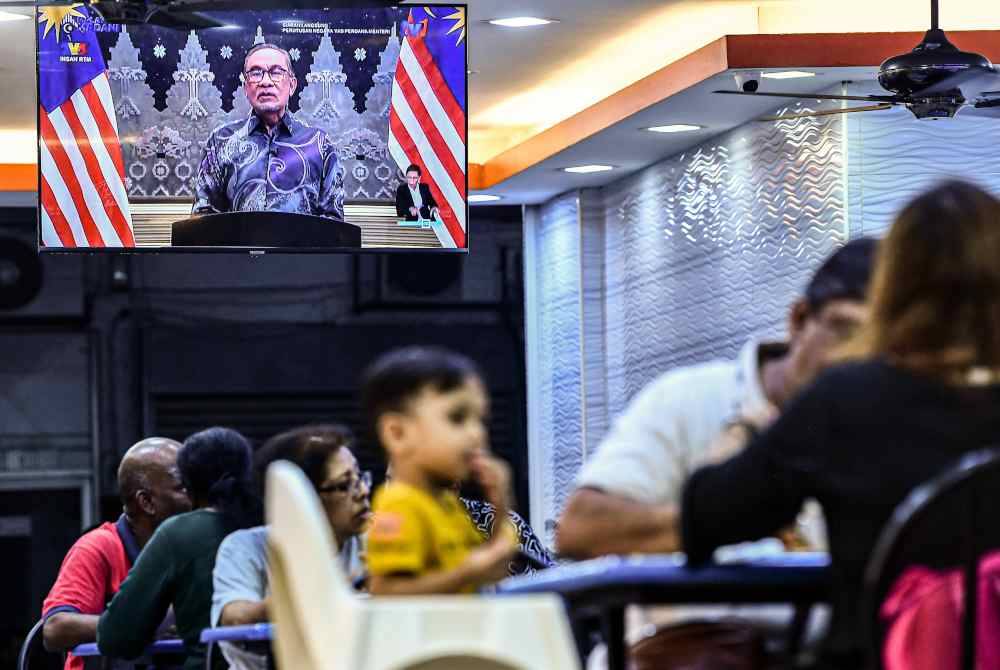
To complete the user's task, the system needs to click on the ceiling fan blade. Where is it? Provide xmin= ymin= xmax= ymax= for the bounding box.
xmin=761 ymin=103 xmax=895 ymax=122
xmin=714 ymin=90 xmax=899 ymax=103
xmin=916 ymin=66 xmax=1000 ymax=97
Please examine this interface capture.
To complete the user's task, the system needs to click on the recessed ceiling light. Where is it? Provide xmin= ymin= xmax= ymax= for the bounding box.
xmin=0 ymin=10 xmax=29 ymax=21
xmin=488 ymin=17 xmax=556 ymax=28
xmin=563 ymin=164 xmax=614 ymax=174
xmin=761 ymin=71 xmax=816 ymax=80
xmin=646 ymin=124 xmax=702 ymax=133
xmin=469 ymin=194 xmax=502 ymax=203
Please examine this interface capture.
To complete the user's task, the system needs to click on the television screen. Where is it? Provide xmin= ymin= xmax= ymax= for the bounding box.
xmin=36 ymin=4 xmax=468 ymax=251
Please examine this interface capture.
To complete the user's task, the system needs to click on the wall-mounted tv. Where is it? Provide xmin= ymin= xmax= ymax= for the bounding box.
xmin=36 ymin=4 xmax=468 ymax=252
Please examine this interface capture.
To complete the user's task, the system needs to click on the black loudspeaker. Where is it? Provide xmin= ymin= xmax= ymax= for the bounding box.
xmin=384 ymin=253 xmax=462 ymax=299
xmin=0 ymin=236 xmax=42 ymax=310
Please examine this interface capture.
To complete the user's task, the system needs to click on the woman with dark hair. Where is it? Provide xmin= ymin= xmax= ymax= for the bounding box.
xmin=210 ymin=424 xmax=369 ymax=670
xmin=98 ymin=427 xmax=260 ymax=670
xmin=681 ymin=180 xmax=1000 ymax=669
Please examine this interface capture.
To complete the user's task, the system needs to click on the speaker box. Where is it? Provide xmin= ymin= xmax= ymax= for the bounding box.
xmin=0 ymin=209 xmax=85 ymax=319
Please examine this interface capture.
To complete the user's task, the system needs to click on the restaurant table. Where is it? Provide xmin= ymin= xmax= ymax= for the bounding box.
xmin=201 ymin=624 xmax=275 ymax=670
xmin=495 ymin=552 xmax=833 ymax=670
xmin=72 ymin=638 xmax=184 ymax=669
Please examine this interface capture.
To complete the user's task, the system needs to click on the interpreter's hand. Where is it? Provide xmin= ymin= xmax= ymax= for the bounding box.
xmin=409 ymin=206 xmax=418 ymax=216
xmin=463 ymin=534 xmax=518 ymax=585
xmin=469 ymin=450 xmax=513 ymax=515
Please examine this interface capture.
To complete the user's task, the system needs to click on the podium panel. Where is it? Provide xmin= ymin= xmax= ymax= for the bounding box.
xmin=171 ymin=212 xmax=362 ymax=249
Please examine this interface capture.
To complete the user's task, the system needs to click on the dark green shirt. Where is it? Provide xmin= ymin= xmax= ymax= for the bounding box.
xmin=98 ymin=509 xmax=230 ymax=670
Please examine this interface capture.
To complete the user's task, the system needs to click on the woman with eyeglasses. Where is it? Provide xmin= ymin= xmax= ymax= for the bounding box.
xmin=209 ymin=424 xmax=371 ymax=670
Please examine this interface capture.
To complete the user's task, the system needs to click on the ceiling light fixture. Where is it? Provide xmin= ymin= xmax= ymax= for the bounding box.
xmin=0 ymin=10 xmax=29 ymax=21
xmin=646 ymin=124 xmax=702 ymax=133
xmin=488 ymin=17 xmax=556 ymax=28
xmin=469 ymin=194 xmax=502 ymax=203
xmin=761 ymin=70 xmax=816 ymax=80
xmin=563 ymin=164 xmax=614 ymax=174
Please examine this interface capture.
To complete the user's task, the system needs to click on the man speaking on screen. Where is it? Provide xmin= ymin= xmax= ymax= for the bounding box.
xmin=192 ymin=43 xmax=345 ymax=219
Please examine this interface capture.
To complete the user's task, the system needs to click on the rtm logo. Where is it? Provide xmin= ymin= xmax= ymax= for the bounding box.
xmin=66 ymin=42 xmax=88 ymax=56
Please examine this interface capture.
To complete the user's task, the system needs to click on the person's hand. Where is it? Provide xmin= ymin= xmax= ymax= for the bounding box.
xmin=409 ymin=206 xmax=418 ymax=216
xmin=469 ymin=450 xmax=512 ymax=514
xmin=430 ymin=207 xmax=440 ymax=220
xmin=463 ymin=534 xmax=517 ymax=585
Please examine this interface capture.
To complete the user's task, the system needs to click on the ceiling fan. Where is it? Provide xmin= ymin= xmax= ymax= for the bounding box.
xmin=0 ymin=0 xmax=401 ymax=31
xmin=714 ymin=0 xmax=1000 ymax=121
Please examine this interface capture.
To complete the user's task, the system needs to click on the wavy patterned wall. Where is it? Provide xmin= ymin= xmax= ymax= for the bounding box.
xmin=523 ymin=193 xmax=584 ymax=540
xmin=525 ymin=115 xmax=849 ymax=536
xmin=846 ymin=107 xmax=1000 ymax=236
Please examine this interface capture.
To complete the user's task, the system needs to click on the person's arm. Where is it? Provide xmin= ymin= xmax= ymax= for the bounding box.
xmin=556 ymin=374 xmax=692 ymax=559
xmin=41 ymin=535 xmax=115 ymax=652
xmin=212 ymin=530 xmax=270 ymax=627
xmin=369 ymin=535 xmax=514 ymax=596
xmin=219 ymin=599 xmax=269 ymax=626
xmin=192 ymin=131 xmax=227 ymax=214
xmin=97 ymin=528 xmax=175 ymax=659
xmin=43 ymin=613 xmax=99 ymax=652
xmin=682 ymin=377 xmax=832 ymax=563
xmin=319 ymin=136 xmax=346 ymax=219
xmin=395 ymin=185 xmax=411 ymax=218
xmin=558 ymin=488 xmax=680 ymax=559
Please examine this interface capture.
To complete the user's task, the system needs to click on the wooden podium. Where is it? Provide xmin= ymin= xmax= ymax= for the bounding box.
xmin=171 ymin=211 xmax=362 ymax=249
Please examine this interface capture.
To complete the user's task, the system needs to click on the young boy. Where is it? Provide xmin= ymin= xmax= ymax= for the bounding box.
xmin=362 ymin=346 xmax=518 ymax=595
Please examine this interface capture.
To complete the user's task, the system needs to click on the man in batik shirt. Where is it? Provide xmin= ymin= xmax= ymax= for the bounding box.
xmin=192 ymin=43 xmax=345 ymax=219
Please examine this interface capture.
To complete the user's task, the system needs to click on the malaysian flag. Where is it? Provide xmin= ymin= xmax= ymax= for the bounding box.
xmin=38 ymin=6 xmax=134 ymax=248
xmin=389 ymin=7 xmax=467 ymax=249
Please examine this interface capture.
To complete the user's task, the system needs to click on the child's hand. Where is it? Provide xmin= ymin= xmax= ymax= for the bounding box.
xmin=469 ymin=451 xmax=512 ymax=513
xmin=463 ymin=534 xmax=518 ymax=585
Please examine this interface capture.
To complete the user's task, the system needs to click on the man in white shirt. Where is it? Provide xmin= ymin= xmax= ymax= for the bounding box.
xmin=557 ymin=237 xmax=878 ymax=558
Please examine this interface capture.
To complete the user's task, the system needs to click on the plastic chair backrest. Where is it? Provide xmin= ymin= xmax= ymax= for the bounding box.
xmin=266 ymin=460 xmax=360 ymax=670
xmin=864 ymin=447 xmax=1000 ymax=670
xmin=18 ymin=619 xmax=62 ymax=670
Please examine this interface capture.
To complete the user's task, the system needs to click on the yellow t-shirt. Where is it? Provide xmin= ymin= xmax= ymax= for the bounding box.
xmin=366 ymin=482 xmax=485 ymax=590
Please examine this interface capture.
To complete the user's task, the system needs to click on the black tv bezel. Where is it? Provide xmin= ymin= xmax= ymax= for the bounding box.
xmin=34 ymin=3 xmax=470 ymax=255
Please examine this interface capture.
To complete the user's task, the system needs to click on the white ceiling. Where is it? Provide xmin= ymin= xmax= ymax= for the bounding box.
xmin=475 ymin=67 xmax=880 ymax=204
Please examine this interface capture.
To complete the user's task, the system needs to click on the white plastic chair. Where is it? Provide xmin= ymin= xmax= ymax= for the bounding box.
xmin=265 ymin=460 xmax=582 ymax=670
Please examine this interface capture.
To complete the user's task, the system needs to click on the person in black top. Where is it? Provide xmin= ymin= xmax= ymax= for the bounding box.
xmin=395 ymin=164 xmax=439 ymax=221
xmin=681 ymin=180 xmax=1000 ymax=669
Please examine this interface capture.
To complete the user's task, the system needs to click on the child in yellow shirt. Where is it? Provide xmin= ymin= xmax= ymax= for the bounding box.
xmin=362 ymin=346 xmax=518 ymax=595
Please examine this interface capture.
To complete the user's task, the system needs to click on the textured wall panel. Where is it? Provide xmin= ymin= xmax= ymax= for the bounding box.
xmin=526 ymin=114 xmax=850 ymax=530
xmin=523 ymin=193 xmax=583 ymax=541
xmin=602 ymin=115 xmax=847 ymax=423
xmin=846 ymin=108 xmax=1000 ymax=236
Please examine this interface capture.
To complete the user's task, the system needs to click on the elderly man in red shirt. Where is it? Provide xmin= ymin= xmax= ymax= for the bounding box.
xmin=41 ymin=437 xmax=191 ymax=670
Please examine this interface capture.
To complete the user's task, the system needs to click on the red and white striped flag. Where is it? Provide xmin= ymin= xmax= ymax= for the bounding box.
xmin=38 ymin=6 xmax=134 ymax=248
xmin=389 ymin=8 xmax=467 ymax=249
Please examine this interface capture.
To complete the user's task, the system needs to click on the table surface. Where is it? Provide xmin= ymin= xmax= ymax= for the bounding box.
xmin=496 ymin=553 xmax=832 ymax=610
xmin=200 ymin=623 xmax=274 ymax=644
xmin=72 ymin=638 xmax=185 ymax=657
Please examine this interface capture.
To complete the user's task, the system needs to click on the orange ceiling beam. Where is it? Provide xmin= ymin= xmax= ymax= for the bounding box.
xmin=0 ymin=164 xmax=36 ymax=191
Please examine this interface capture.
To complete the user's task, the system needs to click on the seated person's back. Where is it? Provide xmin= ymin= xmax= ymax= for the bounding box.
xmin=98 ymin=427 xmax=261 ymax=670
xmin=682 ymin=180 xmax=1000 ymax=668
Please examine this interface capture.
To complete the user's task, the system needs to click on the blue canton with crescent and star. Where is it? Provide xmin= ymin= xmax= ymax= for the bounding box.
xmin=192 ymin=110 xmax=345 ymax=219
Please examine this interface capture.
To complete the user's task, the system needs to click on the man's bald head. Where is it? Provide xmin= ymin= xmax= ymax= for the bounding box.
xmin=119 ymin=437 xmax=191 ymax=527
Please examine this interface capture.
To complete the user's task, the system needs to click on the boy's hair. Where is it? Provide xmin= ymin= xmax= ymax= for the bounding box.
xmin=405 ymin=164 xmax=422 ymax=176
xmin=254 ymin=423 xmax=354 ymax=493
xmin=361 ymin=346 xmax=481 ymax=449
xmin=804 ymin=237 xmax=878 ymax=313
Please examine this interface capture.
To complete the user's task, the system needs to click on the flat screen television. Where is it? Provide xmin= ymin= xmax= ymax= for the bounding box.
xmin=36 ymin=4 xmax=468 ymax=252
